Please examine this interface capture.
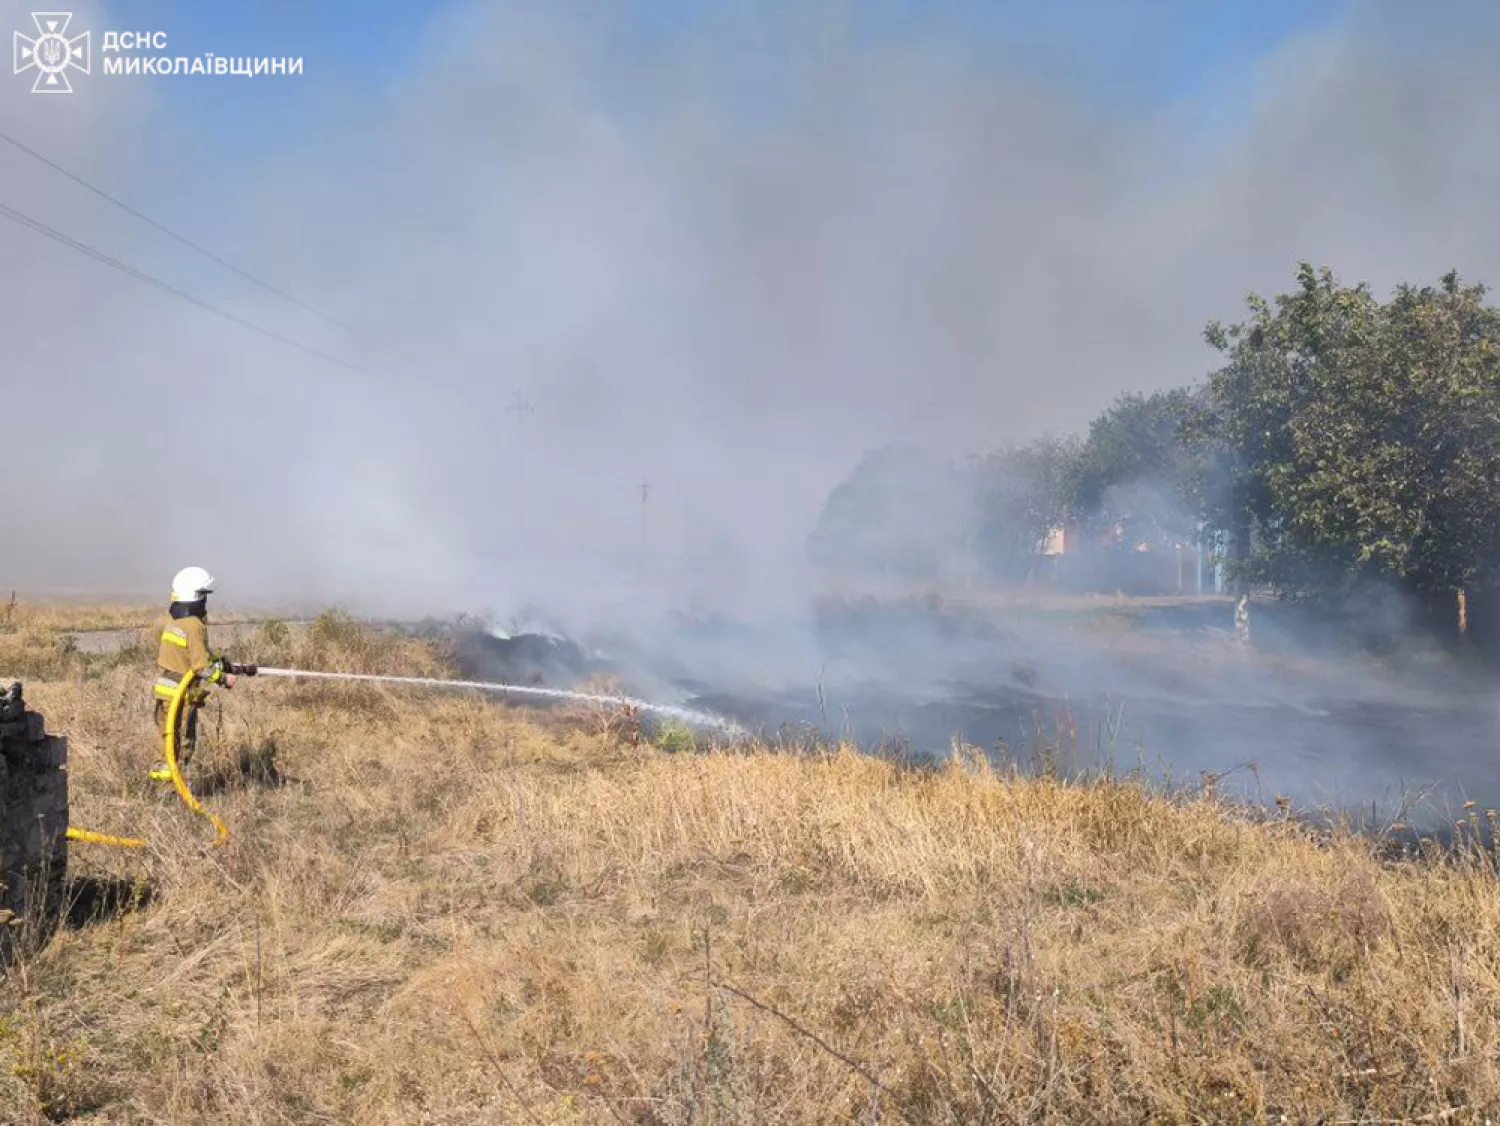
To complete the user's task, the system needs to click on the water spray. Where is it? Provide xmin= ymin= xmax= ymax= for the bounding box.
xmin=65 ymin=664 xmax=747 ymax=855
xmin=251 ymin=666 xmax=751 ymax=738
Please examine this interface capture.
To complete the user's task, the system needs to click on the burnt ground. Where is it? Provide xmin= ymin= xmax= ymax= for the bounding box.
xmin=451 ymin=597 xmax=1500 ymax=834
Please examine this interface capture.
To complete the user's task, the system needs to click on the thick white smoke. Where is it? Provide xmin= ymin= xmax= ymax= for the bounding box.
xmin=3 ymin=0 xmax=1500 ymax=626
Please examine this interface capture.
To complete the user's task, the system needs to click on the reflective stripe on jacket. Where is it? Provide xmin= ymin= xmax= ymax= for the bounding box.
xmin=153 ymin=611 xmax=223 ymax=703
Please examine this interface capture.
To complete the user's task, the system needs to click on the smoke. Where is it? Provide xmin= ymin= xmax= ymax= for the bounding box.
xmin=9 ymin=0 xmax=1500 ymax=825
xmin=4 ymin=0 xmax=1500 ymax=632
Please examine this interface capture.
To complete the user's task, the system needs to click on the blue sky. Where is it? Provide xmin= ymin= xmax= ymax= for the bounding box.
xmin=74 ymin=0 xmax=1356 ymax=362
xmin=123 ymin=0 xmax=1347 ymax=151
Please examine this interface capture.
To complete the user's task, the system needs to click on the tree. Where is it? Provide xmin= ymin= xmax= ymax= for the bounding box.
xmin=1203 ymin=262 xmax=1500 ymax=603
xmin=805 ymin=445 xmax=976 ymax=580
xmin=971 ymin=436 xmax=1081 ymax=581
xmin=1069 ymin=387 xmax=1216 ymax=546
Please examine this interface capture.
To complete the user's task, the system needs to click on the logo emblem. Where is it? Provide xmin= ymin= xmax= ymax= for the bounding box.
xmin=14 ymin=12 xmax=90 ymax=94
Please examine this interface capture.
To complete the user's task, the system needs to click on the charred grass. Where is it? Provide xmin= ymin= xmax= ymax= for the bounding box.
xmin=0 ymin=615 xmax=1497 ymax=1122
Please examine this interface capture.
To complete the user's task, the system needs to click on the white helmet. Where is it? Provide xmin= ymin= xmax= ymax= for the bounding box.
xmin=170 ymin=566 xmax=215 ymax=603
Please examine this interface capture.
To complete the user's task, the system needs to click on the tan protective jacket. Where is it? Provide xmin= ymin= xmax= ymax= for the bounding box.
xmin=153 ymin=612 xmax=226 ymax=706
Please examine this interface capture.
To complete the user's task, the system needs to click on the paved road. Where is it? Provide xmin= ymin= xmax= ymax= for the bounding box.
xmin=65 ymin=620 xmax=308 ymax=654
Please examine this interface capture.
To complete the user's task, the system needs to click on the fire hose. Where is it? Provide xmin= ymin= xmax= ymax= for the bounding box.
xmin=66 ymin=665 xmax=224 ymax=850
xmin=65 ymin=665 xmax=745 ymax=851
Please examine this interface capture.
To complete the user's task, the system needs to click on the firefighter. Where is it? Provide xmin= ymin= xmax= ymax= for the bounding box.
xmin=149 ymin=566 xmax=256 ymax=781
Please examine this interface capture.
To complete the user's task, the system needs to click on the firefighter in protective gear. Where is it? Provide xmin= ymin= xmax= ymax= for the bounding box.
xmin=149 ymin=566 xmax=256 ymax=781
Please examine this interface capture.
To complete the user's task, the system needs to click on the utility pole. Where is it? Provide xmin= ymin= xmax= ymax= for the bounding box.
xmin=639 ymin=478 xmax=651 ymax=551
xmin=506 ymin=391 xmax=534 ymax=530
xmin=505 ymin=390 xmax=534 ymax=445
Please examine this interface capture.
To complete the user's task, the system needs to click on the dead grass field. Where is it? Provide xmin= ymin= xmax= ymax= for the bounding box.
xmin=0 ymin=598 xmax=271 ymax=639
xmin=0 ymin=611 xmax=1497 ymax=1123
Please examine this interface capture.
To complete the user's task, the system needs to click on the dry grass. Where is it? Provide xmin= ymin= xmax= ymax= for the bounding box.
xmin=1 ymin=614 xmax=1497 ymax=1123
xmin=0 ymin=597 xmax=272 ymax=636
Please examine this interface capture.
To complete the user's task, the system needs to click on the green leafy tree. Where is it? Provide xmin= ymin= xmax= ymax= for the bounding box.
xmin=972 ymin=436 xmax=1082 ymax=581
xmin=1070 ymin=387 xmax=1216 ymax=546
xmin=1204 ymin=262 xmax=1500 ymax=602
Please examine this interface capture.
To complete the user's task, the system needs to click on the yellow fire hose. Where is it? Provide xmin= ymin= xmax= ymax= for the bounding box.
xmin=65 ymin=667 xmax=227 ymax=850
xmin=65 ymin=827 xmax=148 ymax=848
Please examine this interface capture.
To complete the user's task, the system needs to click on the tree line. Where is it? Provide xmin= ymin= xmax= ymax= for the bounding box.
xmin=808 ymin=263 xmax=1500 ymax=630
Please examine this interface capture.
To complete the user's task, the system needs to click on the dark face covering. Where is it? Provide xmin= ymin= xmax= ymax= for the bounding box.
xmin=169 ymin=598 xmax=208 ymax=620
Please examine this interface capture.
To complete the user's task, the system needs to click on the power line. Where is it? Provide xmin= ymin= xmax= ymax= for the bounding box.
xmin=0 ymin=196 xmax=379 ymax=378
xmin=0 ymin=126 xmax=375 ymax=343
